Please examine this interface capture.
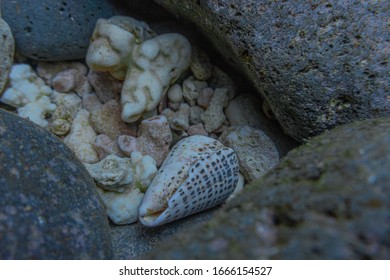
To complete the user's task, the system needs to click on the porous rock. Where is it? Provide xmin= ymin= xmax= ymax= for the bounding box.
xmin=219 ymin=126 xmax=279 ymax=182
xmin=154 ymin=0 xmax=390 ymax=141
xmin=94 ymin=134 xmax=124 ymax=160
xmin=225 ymin=93 xmax=298 ymax=157
xmin=90 ymin=99 xmax=137 ymax=140
xmin=170 ymin=103 xmax=190 ymax=131
xmin=63 ymin=109 xmax=99 ymax=163
xmin=0 ymin=109 xmax=112 ymax=259
xmin=118 ymin=115 xmax=172 ymax=167
xmin=0 ymin=0 xmax=131 ymax=60
xmin=0 ymin=15 xmax=14 ymax=95
xmin=201 ymin=88 xmax=229 ymax=132
xmin=145 ymin=117 xmax=390 ymax=259
xmin=87 ymin=70 xmax=123 ymax=103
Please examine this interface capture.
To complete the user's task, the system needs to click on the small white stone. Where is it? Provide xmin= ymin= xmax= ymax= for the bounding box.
xmin=63 ymin=109 xmax=99 ymax=163
xmin=201 ymin=88 xmax=229 ymax=132
xmin=219 ymin=126 xmax=279 ymax=182
xmin=167 ymin=83 xmax=183 ymax=103
xmin=189 ymin=105 xmax=204 ymax=125
xmin=182 ymin=76 xmax=198 ymax=106
xmin=170 ymin=103 xmax=190 ymax=131
xmin=96 ymin=186 xmax=144 ymax=225
xmin=84 ymin=155 xmax=133 ymax=192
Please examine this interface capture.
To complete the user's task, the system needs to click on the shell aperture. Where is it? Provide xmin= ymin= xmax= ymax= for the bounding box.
xmin=138 ymin=135 xmax=239 ymax=227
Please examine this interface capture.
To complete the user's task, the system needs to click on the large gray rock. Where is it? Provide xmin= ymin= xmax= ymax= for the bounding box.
xmin=0 ymin=109 xmax=112 ymax=259
xmin=154 ymin=0 xmax=390 ymax=141
xmin=0 ymin=14 xmax=14 ymax=95
xmin=144 ymin=117 xmax=390 ymax=259
xmin=0 ymin=0 xmax=131 ymax=60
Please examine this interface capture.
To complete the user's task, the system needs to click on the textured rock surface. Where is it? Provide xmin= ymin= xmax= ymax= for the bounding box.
xmin=0 ymin=0 xmax=130 ymax=60
xmin=225 ymin=94 xmax=298 ymax=157
xmin=154 ymin=0 xmax=390 ymax=141
xmin=110 ymin=208 xmax=216 ymax=259
xmin=0 ymin=109 xmax=112 ymax=259
xmin=0 ymin=15 xmax=14 ymax=95
xmin=144 ymin=117 xmax=390 ymax=259
xmin=219 ymin=126 xmax=279 ymax=182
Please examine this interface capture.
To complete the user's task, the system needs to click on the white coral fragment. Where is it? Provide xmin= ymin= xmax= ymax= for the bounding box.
xmin=84 ymin=155 xmax=133 ymax=192
xmin=85 ymin=152 xmax=157 ymax=225
xmin=121 ymin=33 xmax=192 ymax=122
xmin=86 ymin=16 xmax=191 ymax=123
xmin=1 ymin=64 xmax=56 ymax=127
xmin=63 ymin=109 xmax=99 ymax=163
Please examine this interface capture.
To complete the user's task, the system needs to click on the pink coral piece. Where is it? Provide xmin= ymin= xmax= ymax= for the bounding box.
xmin=118 ymin=115 xmax=172 ymax=167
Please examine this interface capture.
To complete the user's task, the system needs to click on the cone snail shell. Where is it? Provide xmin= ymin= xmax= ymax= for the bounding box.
xmin=138 ymin=135 xmax=239 ymax=227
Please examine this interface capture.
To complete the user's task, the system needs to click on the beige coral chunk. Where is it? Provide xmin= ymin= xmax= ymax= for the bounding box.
xmin=121 ymin=33 xmax=192 ymax=122
xmin=90 ymin=99 xmax=137 ymax=140
xmin=96 ymin=186 xmax=144 ymax=225
xmin=87 ymin=70 xmax=123 ymax=103
xmin=190 ymin=45 xmax=212 ymax=81
xmin=86 ymin=16 xmax=155 ymax=80
xmin=84 ymin=155 xmax=133 ymax=192
xmin=94 ymin=134 xmax=124 ymax=160
xmin=0 ymin=16 xmax=14 ymax=96
xmin=88 ymin=151 xmax=158 ymax=225
xmin=36 ymin=61 xmax=88 ymax=85
xmin=201 ymin=87 xmax=229 ymax=132
xmin=63 ymin=109 xmax=99 ymax=163
xmin=118 ymin=115 xmax=172 ymax=167
xmin=48 ymin=91 xmax=82 ymax=135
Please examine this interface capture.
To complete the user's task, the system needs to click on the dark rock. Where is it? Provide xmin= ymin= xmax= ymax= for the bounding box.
xmin=0 ymin=109 xmax=112 ymax=259
xmin=144 ymin=117 xmax=390 ymax=259
xmin=111 ymin=208 xmax=215 ymax=259
xmin=0 ymin=0 xmax=131 ymax=61
xmin=154 ymin=0 xmax=390 ymax=141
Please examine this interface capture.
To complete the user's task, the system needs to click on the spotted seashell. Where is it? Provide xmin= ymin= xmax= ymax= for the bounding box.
xmin=138 ymin=135 xmax=239 ymax=227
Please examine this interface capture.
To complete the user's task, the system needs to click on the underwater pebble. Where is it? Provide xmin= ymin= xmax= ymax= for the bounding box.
xmin=189 ymin=105 xmax=204 ymax=125
xmin=201 ymin=87 xmax=229 ymax=132
xmin=82 ymin=92 xmax=102 ymax=112
xmin=84 ymin=155 xmax=133 ymax=192
xmin=87 ymin=152 xmax=158 ymax=225
xmin=219 ymin=126 xmax=279 ymax=182
xmin=63 ymin=109 xmax=99 ymax=163
xmin=87 ymin=70 xmax=123 ymax=103
xmin=197 ymin=87 xmax=214 ymax=109
xmin=187 ymin=123 xmax=208 ymax=136
xmin=170 ymin=103 xmax=191 ymax=131
xmin=182 ymin=76 xmax=199 ymax=106
xmin=190 ymin=45 xmax=212 ymax=81
xmin=118 ymin=115 xmax=172 ymax=167
xmin=97 ymin=186 xmax=144 ymax=225
xmin=168 ymin=101 xmax=181 ymax=111
xmin=225 ymin=93 xmax=264 ymax=128
xmin=94 ymin=134 xmax=124 ymax=160
xmin=48 ymin=91 xmax=82 ymax=135
xmin=90 ymin=99 xmax=137 ymax=140
xmin=36 ymin=61 xmax=88 ymax=85
xmin=51 ymin=69 xmax=83 ymax=93
xmin=167 ymin=83 xmax=183 ymax=103
xmin=209 ymin=66 xmax=236 ymax=100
